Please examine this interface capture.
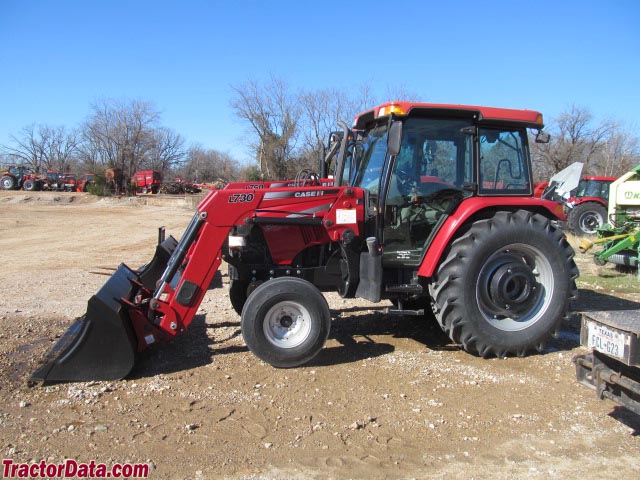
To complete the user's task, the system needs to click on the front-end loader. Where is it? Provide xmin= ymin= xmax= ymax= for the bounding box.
xmin=32 ymin=101 xmax=578 ymax=383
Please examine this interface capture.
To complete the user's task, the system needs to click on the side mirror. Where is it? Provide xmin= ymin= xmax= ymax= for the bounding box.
xmin=535 ymin=131 xmax=551 ymax=144
xmin=387 ymin=121 xmax=402 ymax=156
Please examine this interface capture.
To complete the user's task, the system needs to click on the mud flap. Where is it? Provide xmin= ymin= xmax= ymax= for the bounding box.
xmin=31 ymin=265 xmax=140 ymax=383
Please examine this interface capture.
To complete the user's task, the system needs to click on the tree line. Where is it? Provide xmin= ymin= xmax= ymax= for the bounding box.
xmin=0 ymin=98 xmax=243 ymax=185
xmin=1 ymin=80 xmax=638 ymax=186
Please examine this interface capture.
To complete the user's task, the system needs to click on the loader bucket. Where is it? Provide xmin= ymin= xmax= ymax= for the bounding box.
xmin=30 ymin=235 xmax=179 ymax=383
xmin=31 ymin=265 xmax=139 ymax=383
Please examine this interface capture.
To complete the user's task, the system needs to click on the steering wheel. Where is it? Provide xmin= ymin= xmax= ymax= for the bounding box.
xmin=395 ymin=168 xmax=417 ymax=196
xmin=296 ymin=169 xmax=321 ymax=187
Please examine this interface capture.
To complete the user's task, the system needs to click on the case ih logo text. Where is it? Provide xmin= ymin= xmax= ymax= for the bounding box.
xmin=294 ymin=191 xmax=325 ymax=198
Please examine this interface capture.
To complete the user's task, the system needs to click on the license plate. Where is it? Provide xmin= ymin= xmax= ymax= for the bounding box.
xmin=586 ymin=321 xmax=627 ymax=361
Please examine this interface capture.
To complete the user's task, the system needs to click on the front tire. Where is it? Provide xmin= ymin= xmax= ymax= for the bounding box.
xmin=429 ymin=210 xmax=578 ymax=358
xmin=241 ymin=277 xmax=331 ymax=367
xmin=23 ymin=179 xmax=37 ymax=191
xmin=568 ymin=202 xmax=607 ymax=236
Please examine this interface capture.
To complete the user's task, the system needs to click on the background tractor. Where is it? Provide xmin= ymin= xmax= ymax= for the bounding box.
xmin=32 ymin=101 xmax=578 ymax=383
xmin=1 ymin=165 xmax=44 ymax=191
xmin=536 ymin=162 xmax=616 ymax=236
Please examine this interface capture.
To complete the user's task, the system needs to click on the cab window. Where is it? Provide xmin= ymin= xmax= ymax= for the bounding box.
xmin=478 ymin=129 xmax=531 ymax=195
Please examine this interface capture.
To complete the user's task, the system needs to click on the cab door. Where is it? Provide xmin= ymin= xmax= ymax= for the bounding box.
xmin=382 ymin=118 xmax=473 ymax=267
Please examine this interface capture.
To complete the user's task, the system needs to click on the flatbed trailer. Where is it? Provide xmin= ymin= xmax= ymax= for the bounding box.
xmin=574 ymin=310 xmax=640 ymax=414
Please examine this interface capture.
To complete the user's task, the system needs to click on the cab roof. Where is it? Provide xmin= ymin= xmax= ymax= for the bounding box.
xmin=354 ymin=101 xmax=544 ymax=130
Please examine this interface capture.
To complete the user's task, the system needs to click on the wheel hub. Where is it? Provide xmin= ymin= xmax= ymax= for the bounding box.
xmin=478 ymin=253 xmax=541 ymax=320
xmin=263 ymin=301 xmax=312 ymax=349
xmin=580 ymin=212 xmax=602 ymax=234
xmin=280 ymin=315 xmax=293 ymax=328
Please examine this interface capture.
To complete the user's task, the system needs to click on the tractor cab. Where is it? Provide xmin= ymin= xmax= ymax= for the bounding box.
xmin=330 ymin=102 xmax=546 ymax=269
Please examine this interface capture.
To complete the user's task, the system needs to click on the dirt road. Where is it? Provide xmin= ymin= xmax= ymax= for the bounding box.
xmin=1 ymin=191 xmax=638 ymax=479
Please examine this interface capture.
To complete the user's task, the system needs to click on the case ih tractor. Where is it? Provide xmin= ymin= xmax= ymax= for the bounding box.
xmin=32 ymin=101 xmax=578 ymax=383
xmin=0 ymin=165 xmax=44 ymax=191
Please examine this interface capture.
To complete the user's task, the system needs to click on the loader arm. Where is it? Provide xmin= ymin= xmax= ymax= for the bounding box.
xmin=31 ymin=185 xmax=362 ymax=382
xmin=150 ymin=186 xmax=363 ymax=337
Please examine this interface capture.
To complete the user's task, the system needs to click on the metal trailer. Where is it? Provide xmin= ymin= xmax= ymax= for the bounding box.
xmin=574 ymin=310 xmax=640 ymax=415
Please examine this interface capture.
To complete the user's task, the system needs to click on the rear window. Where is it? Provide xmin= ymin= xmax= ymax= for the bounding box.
xmin=478 ymin=128 xmax=531 ymax=195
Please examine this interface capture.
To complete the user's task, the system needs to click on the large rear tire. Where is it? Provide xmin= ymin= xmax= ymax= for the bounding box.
xmin=241 ymin=277 xmax=331 ymax=368
xmin=568 ymin=202 xmax=607 ymax=236
xmin=429 ymin=210 xmax=578 ymax=358
xmin=1 ymin=175 xmax=16 ymax=190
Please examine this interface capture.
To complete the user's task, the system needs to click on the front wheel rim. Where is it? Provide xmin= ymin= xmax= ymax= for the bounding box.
xmin=263 ymin=301 xmax=312 ymax=348
xmin=476 ymin=243 xmax=554 ymax=332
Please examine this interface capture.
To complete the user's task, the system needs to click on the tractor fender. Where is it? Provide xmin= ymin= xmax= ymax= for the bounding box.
xmin=418 ymin=197 xmax=564 ymax=278
xmin=569 ymin=196 xmax=608 ymax=208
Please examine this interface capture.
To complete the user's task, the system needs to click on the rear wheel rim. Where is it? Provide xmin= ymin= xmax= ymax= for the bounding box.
xmin=579 ymin=211 xmax=603 ymax=234
xmin=263 ymin=301 xmax=312 ymax=348
xmin=476 ymin=243 xmax=554 ymax=332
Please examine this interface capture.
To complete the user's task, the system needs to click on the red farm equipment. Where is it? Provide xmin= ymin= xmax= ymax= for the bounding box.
xmin=43 ymin=171 xmax=78 ymax=192
xmin=1 ymin=165 xmax=44 ymax=191
xmin=32 ymin=101 xmax=578 ymax=383
xmin=77 ymin=174 xmax=96 ymax=192
xmin=536 ymin=162 xmax=616 ymax=236
xmin=132 ymin=170 xmax=162 ymax=194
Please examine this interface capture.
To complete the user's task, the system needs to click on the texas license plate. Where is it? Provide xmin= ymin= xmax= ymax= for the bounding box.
xmin=586 ymin=321 xmax=628 ymax=361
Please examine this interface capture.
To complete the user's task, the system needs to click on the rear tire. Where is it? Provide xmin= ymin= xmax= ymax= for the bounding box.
xmin=429 ymin=210 xmax=578 ymax=358
xmin=1 ymin=175 xmax=16 ymax=190
xmin=241 ymin=277 xmax=331 ymax=367
xmin=568 ymin=202 xmax=607 ymax=236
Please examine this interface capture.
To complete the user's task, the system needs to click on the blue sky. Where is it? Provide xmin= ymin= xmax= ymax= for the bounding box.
xmin=0 ymin=0 xmax=638 ymax=164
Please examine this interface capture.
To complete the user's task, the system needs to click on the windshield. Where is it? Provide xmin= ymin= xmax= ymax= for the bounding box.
xmin=352 ymin=126 xmax=388 ymax=194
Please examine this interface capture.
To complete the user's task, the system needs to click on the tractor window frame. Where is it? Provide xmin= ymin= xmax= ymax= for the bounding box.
xmin=477 ymin=127 xmax=532 ymax=196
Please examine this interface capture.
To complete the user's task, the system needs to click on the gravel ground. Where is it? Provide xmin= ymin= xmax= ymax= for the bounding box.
xmin=0 ymin=191 xmax=638 ymax=479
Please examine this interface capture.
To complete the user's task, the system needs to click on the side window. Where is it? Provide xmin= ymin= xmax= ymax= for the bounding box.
xmin=478 ymin=129 xmax=531 ymax=195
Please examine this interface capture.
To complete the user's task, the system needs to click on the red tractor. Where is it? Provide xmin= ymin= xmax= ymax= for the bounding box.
xmin=132 ymin=170 xmax=162 ymax=194
xmin=0 ymin=165 xmax=44 ymax=191
xmin=32 ymin=101 xmax=578 ymax=382
xmin=44 ymin=171 xmax=78 ymax=192
xmin=76 ymin=174 xmax=96 ymax=192
xmin=536 ymin=163 xmax=616 ymax=236
xmin=564 ymin=175 xmax=615 ymax=235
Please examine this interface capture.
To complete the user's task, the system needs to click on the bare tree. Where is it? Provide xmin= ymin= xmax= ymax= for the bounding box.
xmin=532 ymin=105 xmax=639 ymax=180
xmin=230 ymin=77 xmax=300 ymax=179
xmin=298 ymin=88 xmax=355 ymax=170
xmin=80 ymin=98 xmax=161 ymax=188
xmin=144 ymin=127 xmax=186 ymax=175
xmin=532 ymin=105 xmax=615 ymax=179
xmin=1 ymin=124 xmax=78 ymax=172
xmin=178 ymin=146 xmax=239 ymax=183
